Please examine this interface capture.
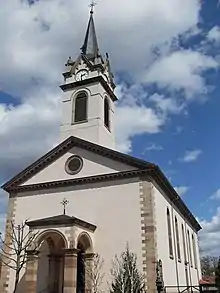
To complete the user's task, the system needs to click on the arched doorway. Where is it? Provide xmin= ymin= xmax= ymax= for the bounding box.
xmin=76 ymin=233 xmax=93 ymax=293
xmin=36 ymin=230 xmax=67 ymax=293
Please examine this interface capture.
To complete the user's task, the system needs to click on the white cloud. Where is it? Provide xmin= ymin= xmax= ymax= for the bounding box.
xmin=210 ymin=189 xmax=220 ymax=200
xmin=145 ymin=50 xmax=218 ymax=98
xmin=149 ymin=93 xmax=185 ymax=114
xmin=0 ymin=0 xmax=201 ymax=96
xmin=180 ymin=149 xmax=202 ymax=163
xmin=115 ymin=105 xmax=165 ymax=153
xmin=174 ymin=186 xmax=189 ymax=196
xmin=0 ymin=89 xmax=60 ymax=180
xmin=142 ymin=143 xmax=164 ymax=153
xmin=207 ymin=26 xmax=220 ymax=43
xmin=0 ymin=0 xmax=214 ymax=184
xmin=199 ymin=207 xmax=220 ymax=255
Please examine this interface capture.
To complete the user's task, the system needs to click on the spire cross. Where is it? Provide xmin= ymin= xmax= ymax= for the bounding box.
xmin=89 ymin=0 xmax=97 ymax=14
xmin=61 ymin=198 xmax=69 ymax=215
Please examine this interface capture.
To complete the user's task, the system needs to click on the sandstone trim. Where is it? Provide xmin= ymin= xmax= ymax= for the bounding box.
xmin=0 ymin=197 xmax=18 ymax=293
xmin=139 ymin=181 xmax=157 ymax=293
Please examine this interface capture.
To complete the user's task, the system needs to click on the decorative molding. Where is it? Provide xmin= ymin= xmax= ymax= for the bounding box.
xmin=139 ymin=181 xmax=157 ymax=293
xmin=60 ymin=75 xmax=117 ymax=102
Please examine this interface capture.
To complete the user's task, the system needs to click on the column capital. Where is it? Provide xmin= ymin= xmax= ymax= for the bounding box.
xmin=64 ymin=248 xmax=80 ymax=256
xmin=83 ymin=252 xmax=95 ymax=260
xmin=26 ymin=249 xmax=39 ymax=256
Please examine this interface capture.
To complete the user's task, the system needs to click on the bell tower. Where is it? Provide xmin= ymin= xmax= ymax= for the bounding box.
xmin=60 ymin=5 xmax=117 ymax=149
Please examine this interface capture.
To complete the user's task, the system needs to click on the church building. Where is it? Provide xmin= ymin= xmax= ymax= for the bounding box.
xmin=0 ymin=6 xmax=202 ymax=293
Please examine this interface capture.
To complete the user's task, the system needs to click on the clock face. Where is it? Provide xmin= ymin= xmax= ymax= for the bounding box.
xmin=75 ymin=70 xmax=89 ymax=82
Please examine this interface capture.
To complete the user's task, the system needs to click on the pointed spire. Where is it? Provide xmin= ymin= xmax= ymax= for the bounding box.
xmin=81 ymin=2 xmax=99 ymax=60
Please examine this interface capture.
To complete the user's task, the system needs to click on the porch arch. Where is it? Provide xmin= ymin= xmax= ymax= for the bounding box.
xmin=36 ymin=229 xmax=67 ymax=293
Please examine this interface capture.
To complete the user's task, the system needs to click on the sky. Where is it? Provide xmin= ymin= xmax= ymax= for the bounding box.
xmin=0 ymin=0 xmax=220 ymax=256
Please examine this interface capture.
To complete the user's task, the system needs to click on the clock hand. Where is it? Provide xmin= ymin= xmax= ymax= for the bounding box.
xmin=81 ymin=73 xmax=86 ymax=80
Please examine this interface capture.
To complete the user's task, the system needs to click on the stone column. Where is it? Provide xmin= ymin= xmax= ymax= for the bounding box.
xmin=63 ymin=249 xmax=78 ymax=293
xmin=25 ymin=250 xmax=39 ymax=293
xmin=83 ymin=253 xmax=95 ymax=293
xmin=48 ymin=254 xmax=61 ymax=293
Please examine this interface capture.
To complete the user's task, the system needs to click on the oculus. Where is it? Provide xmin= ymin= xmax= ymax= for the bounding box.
xmin=65 ymin=155 xmax=83 ymax=175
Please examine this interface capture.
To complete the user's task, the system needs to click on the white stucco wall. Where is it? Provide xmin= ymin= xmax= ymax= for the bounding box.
xmin=23 ymin=147 xmax=136 ymax=185
xmin=8 ymin=178 xmax=143 ymax=293
xmin=153 ymin=185 xmax=201 ymax=290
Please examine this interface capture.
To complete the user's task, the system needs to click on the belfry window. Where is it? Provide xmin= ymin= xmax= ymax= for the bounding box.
xmin=74 ymin=92 xmax=87 ymax=123
xmin=167 ymin=208 xmax=173 ymax=258
xmin=104 ymin=97 xmax=110 ymax=130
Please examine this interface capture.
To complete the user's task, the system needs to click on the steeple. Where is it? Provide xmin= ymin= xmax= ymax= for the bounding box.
xmin=60 ymin=4 xmax=117 ymax=149
xmin=81 ymin=3 xmax=99 ymax=60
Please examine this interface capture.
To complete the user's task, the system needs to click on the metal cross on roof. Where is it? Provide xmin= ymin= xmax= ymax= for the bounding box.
xmin=61 ymin=198 xmax=69 ymax=215
xmin=89 ymin=0 xmax=97 ymax=14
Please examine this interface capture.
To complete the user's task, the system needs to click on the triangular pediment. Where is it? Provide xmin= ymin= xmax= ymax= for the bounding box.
xmin=1 ymin=136 xmax=202 ymax=232
xmin=2 ymin=136 xmax=154 ymax=192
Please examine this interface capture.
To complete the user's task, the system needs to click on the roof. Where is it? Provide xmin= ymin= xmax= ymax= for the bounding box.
xmin=26 ymin=214 xmax=96 ymax=232
xmin=200 ymin=276 xmax=216 ymax=285
xmin=81 ymin=10 xmax=99 ymax=60
xmin=1 ymin=135 xmax=202 ymax=232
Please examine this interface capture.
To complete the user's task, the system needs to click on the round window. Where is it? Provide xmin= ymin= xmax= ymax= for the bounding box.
xmin=65 ymin=156 xmax=83 ymax=175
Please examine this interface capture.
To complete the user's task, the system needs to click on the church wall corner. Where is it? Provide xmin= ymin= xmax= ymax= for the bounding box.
xmin=0 ymin=197 xmax=18 ymax=293
xmin=139 ymin=180 xmax=157 ymax=293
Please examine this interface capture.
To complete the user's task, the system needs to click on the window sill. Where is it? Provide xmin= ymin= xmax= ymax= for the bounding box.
xmin=72 ymin=119 xmax=88 ymax=125
xmin=104 ymin=124 xmax=111 ymax=132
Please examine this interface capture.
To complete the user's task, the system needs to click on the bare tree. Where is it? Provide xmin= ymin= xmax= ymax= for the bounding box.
xmin=200 ymin=255 xmax=219 ymax=277
xmin=85 ymin=253 xmax=105 ymax=293
xmin=0 ymin=220 xmax=39 ymax=293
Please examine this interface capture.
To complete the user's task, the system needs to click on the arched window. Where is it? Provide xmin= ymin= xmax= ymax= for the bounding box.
xmin=187 ymin=230 xmax=193 ymax=267
xmin=104 ymin=97 xmax=110 ymax=130
xmin=167 ymin=208 xmax=173 ymax=258
xmin=175 ymin=217 xmax=181 ymax=261
xmin=192 ymin=234 xmax=197 ymax=269
xmin=182 ymin=224 xmax=187 ymax=264
xmin=74 ymin=92 xmax=87 ymax=123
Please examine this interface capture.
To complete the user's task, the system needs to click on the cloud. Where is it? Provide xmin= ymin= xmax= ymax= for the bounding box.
xmin=179 ymin=149 xmax=202 ymax=163
xmin=149 ymin=93 xmax=186 ymax=115
xmin=115 ymin=105 xmax=165 ymax=153
xmin=0 ymin=89 xmax=60 ymax=181
xmin=199 ymin=207 xmax=220 ymax=255
xmin=0 ymin=0 xmax=214 ymax=186
xmin=145 ymin=50 xmax=218 ymax=98
xmin=207 ymin=26 xmax=220 ymax=43
xmin=174 ymin=186 xmax=189 ymax=196
xmin=0 ymin=0 xmax=201 ymax=96
xmin=142 ymin=143 xmax=164 ymax=154
xmin=210 ymin=189 xmax=220 ymax=200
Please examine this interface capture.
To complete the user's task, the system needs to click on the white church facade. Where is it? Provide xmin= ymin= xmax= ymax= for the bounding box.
xmin=0 ymin=7 xmax=202 ymax=293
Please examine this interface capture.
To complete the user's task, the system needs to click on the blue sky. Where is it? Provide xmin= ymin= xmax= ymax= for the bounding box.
xmin=0 ymin=0 xmax=220 ymax=255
